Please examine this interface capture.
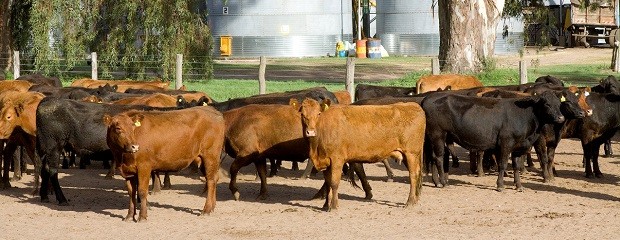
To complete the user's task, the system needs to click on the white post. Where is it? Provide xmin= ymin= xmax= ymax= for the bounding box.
xmin=13 ymin=51 xmax=20 ymax=79
xmin=519 ymin=60 xmax=528 ymax=84
xmin=615 ymin=43 xmax=620 ymax=72
xmin=432 ymin=58 xmax=440 ymax=75
xmin=175 ymin=54 xmax=183 ymax=90
xmin=345 ymin=57 xmax=355 ymax=103
xmin=258 ymin=56 xmax=266 ymax=94
xmin=91 ymin=52 xmax=98 ymax=80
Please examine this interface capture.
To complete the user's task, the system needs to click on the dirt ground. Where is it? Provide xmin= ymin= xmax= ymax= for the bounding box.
xmin=2 ymin=47 xmax=620 ymax=239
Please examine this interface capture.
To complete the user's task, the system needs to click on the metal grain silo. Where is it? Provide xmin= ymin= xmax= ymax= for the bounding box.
xmin=376 ymin=0 xmax=523 ymax=56
xmin=208 ymin=0 xmax=353 ymax=58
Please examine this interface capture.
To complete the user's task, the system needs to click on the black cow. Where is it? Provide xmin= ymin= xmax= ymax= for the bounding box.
xmin=534 ymin=75 xmax=565 ymax=86
xmin=35 ymin=98 xmax=179 ymax=204
xmin=563 ymin=92 xmax=620 ymax=178
xmin=422 ymin=91 xmax=565 ymax=191
xmin=591 ymin=75 xmax=620 ymax=157
xmin=209 ymin=87 xmax=339 ymax=112
xmin=354 ymin=84 xmax=416 ymax=101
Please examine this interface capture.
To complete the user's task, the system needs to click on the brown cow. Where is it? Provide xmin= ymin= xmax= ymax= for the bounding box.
xmin=332 ymin=90 xmax=352 ymax=105
xmin=416 ymin=74 xmax=482 ymax=94
xmin=0 ymin=80 xmax=34 ymax=93
xmin=0 ymin=91 xmax=45 ymax=191
xmin=111 ymin=93 xmax=179 ymax=107
xmin=104 ymin=106 xmax=225 ymax=222
xmin=71 ymin=78 xmax=170 ymax=92
xmin=300 ymin=98 xmax=425 ymax=211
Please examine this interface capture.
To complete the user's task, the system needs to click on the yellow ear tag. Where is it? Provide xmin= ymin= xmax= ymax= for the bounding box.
xmin=134 ymin=121 xmax=141 ymax=127
xmin=323 ymin=104 xmax=329 ymax=111
xmin=178 ymin=98 xmax=183 ymax=102
xmin=560 ymin=96 xmax=566 ymax=102
xmin=203 ymin=102 xmax=208 ymax=106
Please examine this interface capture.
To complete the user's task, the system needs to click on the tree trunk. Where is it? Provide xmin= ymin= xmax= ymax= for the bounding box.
xmin=0 ymin=0 xmax=13 ymax=74
xmin=438 ymin=0 xmax=505 ymax=73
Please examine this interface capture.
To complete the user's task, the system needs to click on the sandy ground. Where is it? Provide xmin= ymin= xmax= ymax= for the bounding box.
xmin=1 ymin=138 xmax=620 ymax=239
xmin=2 ymin=47 xmax=620 ymax=239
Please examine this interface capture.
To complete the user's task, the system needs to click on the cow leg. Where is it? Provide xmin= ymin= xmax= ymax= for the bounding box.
xmin=254 ymin=159 xmax=269 ymax=200
xmin=105 ymin=161 xmax=115 ymax=179
xmin=429 ymin=139 xmax=446 ymax=188
xmin=13 ymin=146 xmax=25 ymax=181
xmin=592 ymin=144 xmax=603 ymax=178
xmin=469 ymin=151 xmax=478 ymax=175
xmin=301 ymin=159 xmax=314 ymax=179
xmin=533 ymin=138 xmax=551 ymax=182
xmin=268 ymin=158 xmax=278 ymax=177
xmin=229 ymin=156 xmax=254 ymax=201
xmin=201 ymin=154 xmax=220 ymax=215
xmin=475 ymin=151 xmax=485 ymax=177
xmin=548 ymin=146 xmax=558 ymax=177
xmin=124 ymin=177 xmax=138 ymax=222
xmin=292 ymin=161 xmax=299 ymax=171
xmin=350 ymin=163 xmax=372 ymax=200
xmin=382 ymin=159 xmax=394 ymax=182
xmin=26 ymin=144 xmax=40 ymax=196
xmin=150 ymin=172 xmax=162 ymax=194
xmin=511 ymin=155 xmax=524 ymax=192
xmin=405 ymin=152 xmax=423 ymax=208
xmin=603 ymin=140 xmax=613 ymax=158
xmin=39 ymin=164 xmax=51 ymax=202
xmin=495 ymin=149 xmax=509 ymax=192
xmin=162 ymin=172 xmax=171 ymax=189
xmin=137 ymin=170 xmax=150 ymax=222
xmin=1 ymin=141 xmax=17 ymax=189
xmin=583 ymin=144 xmax=594 ymax=178
xmin=446 ymin=143 xmax=459 ymax=168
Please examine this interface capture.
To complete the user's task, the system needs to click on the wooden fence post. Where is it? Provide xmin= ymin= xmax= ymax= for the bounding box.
xmin=615 ymin=43 xmax=620 ymax=72
xmin=345 ymin=57 xmax=355 ymax=103
xmin=259 ymin=56 xmax=266 ymax=94
xmin=13 ymin=51 xmax=20 ymax=79
xmin=519 ymin=60 xmax=528 ymax=84
xmin=175 ymin=54 xmax=183 ymax=90
xmin=432 ymin=58 xmax=440 ymax=75
xmin=91 ymin=52 xmax=98 ymax=80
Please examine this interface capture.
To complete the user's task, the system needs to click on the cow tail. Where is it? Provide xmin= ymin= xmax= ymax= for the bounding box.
xmin=416 ymin=143 xmax=424 ymax=199
xmin=346 ymin=163 xmax=360 ymax=189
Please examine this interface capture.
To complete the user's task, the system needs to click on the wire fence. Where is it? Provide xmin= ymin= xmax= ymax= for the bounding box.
xmin=0 ymin=52 xmax=212 ymax=81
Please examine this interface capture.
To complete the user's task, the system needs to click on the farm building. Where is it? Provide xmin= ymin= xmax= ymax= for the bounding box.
xmin=207 ymin=0 xmax=524 ymax=58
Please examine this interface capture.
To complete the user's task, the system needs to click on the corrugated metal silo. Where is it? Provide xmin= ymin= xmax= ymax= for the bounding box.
xmin=208 ymin=0 xmax=353 ymax=58
xmin=376 ymin=0 xmax=523 ymax=56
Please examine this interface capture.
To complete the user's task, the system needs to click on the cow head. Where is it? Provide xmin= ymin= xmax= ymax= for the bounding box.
xmin=556 ymin=89 xmax=587 ymax=119
xmin=104 ymin=113 xmax=143 ymax=153
xmin=0 ymin=92 xmax=43 ymax=138
xmin=299 ymin=98 xmax=330 ymax=137
xmin=595 ymin=75 xmax=620 ymax=94
xmin=516 ymin=91 xmax=565 ymax=124
xmin=574 ymin=87 xmax=593 ymax=117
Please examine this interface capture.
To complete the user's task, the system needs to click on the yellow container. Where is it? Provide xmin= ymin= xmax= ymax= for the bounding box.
xmin=220 ymin=35 xmax=232 ymax=56
xmin=356 ymin=39 xmax=367 ymax=58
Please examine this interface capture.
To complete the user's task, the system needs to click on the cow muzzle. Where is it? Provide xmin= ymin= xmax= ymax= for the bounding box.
xmin=586 ymin=109 xmax=593 ymax=116
xmin=126 ymin=144 xmax=140 ymax=153
xmin=305 ymin=129 xmax=316 ymax=137
xmin=554 ymin=115 xmax=565 ymax=123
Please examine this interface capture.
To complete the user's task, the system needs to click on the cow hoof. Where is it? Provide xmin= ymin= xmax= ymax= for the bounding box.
xmin=41 ymin=198 xmax=50 ymax=203
xmin=496 ymin=187 xmax=504 ymax=192
xmin=516 ymin=187 xmax=524 ymax=192
xmin=435 ymin=183 xmax=444 ymax=188
xmin=585 ymin=173 xmax=594 ymax=179
xmin=595 ymin=173 xmax=604 ymax=178
xmin=123 ymin=216 xmax=135 ymax=222
xmin=138 ymin=218 xmax=147 ymax=223
xmin=104 ymin=174 xmax=114 ymax=180
xmin=364 ymin=193 xmax=373 ymax=200
xmin=58 ymin=201 xmax=70 ymax=206
xmin=233 ymin=191 xmax=240 ymax=201
xmin=1 ymin=182 xmax=10 ymax=189
xmin=452 ymin=162 xmax=460 ymax=168
xmin=386 ymin=178 xmax=393 ymax=182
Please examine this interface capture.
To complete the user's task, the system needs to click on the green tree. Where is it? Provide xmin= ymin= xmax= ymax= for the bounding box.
xmin=1 ymin=0 xmax=213 ymax=80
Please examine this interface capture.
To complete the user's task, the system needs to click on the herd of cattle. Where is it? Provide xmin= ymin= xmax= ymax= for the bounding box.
xmin=0 ymin=73 xmax=618 ymax=222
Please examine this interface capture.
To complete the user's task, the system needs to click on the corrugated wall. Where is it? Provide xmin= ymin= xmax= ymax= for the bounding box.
xmin=208 ymin=0 xmax=353 ymax=57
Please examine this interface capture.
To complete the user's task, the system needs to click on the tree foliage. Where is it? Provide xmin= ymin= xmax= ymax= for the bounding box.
xmin=11 ymin=0 xmax=213 ymax=80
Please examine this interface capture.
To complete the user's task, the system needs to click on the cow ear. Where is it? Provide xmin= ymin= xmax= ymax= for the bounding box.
xmin=289 ymin=98 xmax=299 ymax=110
xmin=102 ymin=114 xmax=113 ymax=126
xmin=131 ymin=114 xmax=145 ymax=127
xmin=321 ymin=99 xmax=331 ymax=111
